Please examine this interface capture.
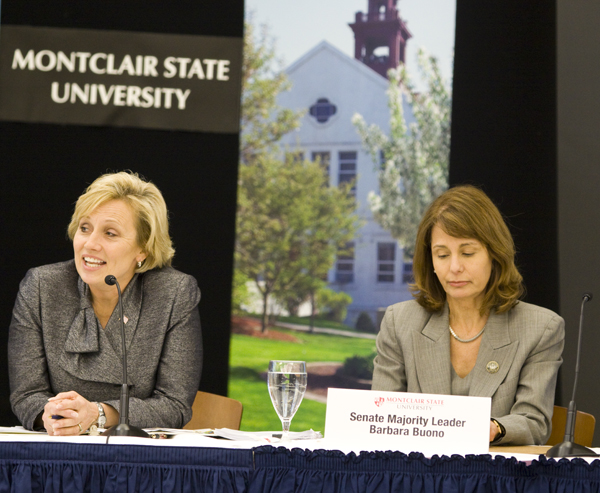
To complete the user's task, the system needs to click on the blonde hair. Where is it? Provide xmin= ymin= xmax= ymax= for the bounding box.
xmin=67 ymin=171 xmax=175 ymax=271
xmin=411 ymin=185 xmax=524 ymax=314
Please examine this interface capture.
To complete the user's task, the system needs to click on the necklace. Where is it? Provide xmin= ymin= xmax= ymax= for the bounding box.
xmin=449 ymin=325 xmax=486 ymax=343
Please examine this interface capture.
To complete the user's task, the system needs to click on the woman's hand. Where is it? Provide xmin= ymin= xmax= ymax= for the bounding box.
xmin=489 ymin=419 xmax=500 ymax=442
xmin=43 ymin=391 xmax=99 ymax=436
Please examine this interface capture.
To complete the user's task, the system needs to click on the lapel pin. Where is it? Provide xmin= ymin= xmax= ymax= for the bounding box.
xmin=486 ymin=361 xmax=499 ymax=374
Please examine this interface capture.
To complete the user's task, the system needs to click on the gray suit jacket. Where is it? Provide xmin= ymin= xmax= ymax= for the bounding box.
xmin=372 ymin=300 xmax=564 ymax=445
xmin=9 ymin=260 xmax=202 ymax=430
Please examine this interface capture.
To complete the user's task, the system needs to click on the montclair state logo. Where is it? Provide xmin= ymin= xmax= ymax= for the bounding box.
xmin=374 ymin=397 xmax=385 ymax=407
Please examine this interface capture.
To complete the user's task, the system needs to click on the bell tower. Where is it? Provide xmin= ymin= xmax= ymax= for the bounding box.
xmin=349 ymin=0 xmax=412 ymax=78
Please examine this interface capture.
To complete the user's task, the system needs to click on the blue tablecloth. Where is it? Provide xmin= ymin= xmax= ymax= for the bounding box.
xmin=251 ymin=446 xmax=600 ymax=493
xmin=2 ymin=441 xmax=600 ymax=492
xmin=0 ymin=441 xmax=253 ymax=493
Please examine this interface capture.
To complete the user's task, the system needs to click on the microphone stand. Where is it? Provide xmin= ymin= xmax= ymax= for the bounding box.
xmin=546 ymin=293 xmax=597 ymax=457
xmin=102 ymin=275 xmax=149 ymax=438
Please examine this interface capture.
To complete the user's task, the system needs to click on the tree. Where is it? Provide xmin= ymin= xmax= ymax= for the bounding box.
xmin=231 ymin=269 xmax=252 ymax=315
xmin=237 ymin=18 xmax=358 ymax=331
xmin=353 ymin=48 xmax=451 ymax=256
xmin=235 ymin=153 xmax=360 ymax=332
xmin=315 ymin=287 xmax=353 ymax=324
xmin=240 ymin=18 xmax=302 ymax=163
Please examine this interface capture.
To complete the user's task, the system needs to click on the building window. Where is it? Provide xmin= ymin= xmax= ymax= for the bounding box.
xmin=309 ymin=98 xmax=337 ymax=123
xmin=312 ymin=151 xmax=330 ymax=179
xmin=377 ymin=242 xmax=396 ymax=283
xmin=338 ymin=151 xmax=357 ymax=196
xmin=336 ymin=242 xmax=355 ymax=283
xmin=402 ymin=261 xmax=413 ymax=284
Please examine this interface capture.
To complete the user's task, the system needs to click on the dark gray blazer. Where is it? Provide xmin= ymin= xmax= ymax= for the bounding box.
xmin=372 ymin=300 xmax=564 ymax=445
xmin=9 ymin=260 xmax=202 ymax=430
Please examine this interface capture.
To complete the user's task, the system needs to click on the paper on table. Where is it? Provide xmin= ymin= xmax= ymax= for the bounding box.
xmin=0 ymin=426 xmax=46 ymax=434
xmin=141 ymin=428 xmax=214 ymax=439
xmin=142 ymin=427 xmax=323 ymax=442
xmin=212 ymin=428 xmax=323 ymax=442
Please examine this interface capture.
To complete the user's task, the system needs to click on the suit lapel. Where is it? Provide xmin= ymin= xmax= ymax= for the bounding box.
xmin=469 ymin=310 xmax=519 ymax=398
xmin=61 ymin=279 xmax=123 ymax=385
xmin=59 ymin=274 xmax=143 ymax=386
xmin=413 ymin=304 xmax=452 ymax=395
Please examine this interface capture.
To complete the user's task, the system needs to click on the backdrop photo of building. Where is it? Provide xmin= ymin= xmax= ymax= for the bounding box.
xmin=277 ymin=0 xmax=416 ymax=326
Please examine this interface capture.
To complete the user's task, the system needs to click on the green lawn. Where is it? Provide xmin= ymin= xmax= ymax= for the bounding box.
xmin=274 ymin=314 xmax=357 ymax=331
xmin=244 ymin=312 xmax=363 ymax=332
xmin=229 ymin=328 xmax=376 ymax=433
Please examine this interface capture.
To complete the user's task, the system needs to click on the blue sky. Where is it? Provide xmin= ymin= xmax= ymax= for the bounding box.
xmin=245 ymin=0 xmax=456 ymax=90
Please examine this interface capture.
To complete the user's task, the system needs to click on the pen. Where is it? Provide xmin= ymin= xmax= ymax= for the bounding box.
xmin=51 ymin=415 xmax=65 ymax=420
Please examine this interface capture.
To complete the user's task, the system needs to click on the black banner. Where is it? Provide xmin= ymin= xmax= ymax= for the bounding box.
xmin=0 ymin=25 xmax=242 ymax=133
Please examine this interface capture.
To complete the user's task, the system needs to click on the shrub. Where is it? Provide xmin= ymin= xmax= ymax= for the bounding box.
xmin=316 ymin=288 xmax=352 ymax=322
xmin=355 ymin=312 xmax=377 ymax=333
xmin=342 ymin=353 xmax=376 ymax=380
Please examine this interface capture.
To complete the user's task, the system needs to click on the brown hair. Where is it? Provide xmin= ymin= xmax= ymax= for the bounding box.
xmin=410 ymin=185 xmax=524 ymax=314
xmin=67 ymin=171 xmax=175 ymax=271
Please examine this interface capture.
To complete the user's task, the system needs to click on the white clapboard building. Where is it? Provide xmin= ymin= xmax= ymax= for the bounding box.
xmin=277 ymin=1 xmax=416 ymax=327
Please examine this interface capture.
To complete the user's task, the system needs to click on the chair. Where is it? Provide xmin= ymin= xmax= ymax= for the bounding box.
xmin=546 ymin=405 xmax=596 ymax=447
xmin=183 ymin=391 xmax=243 ymax=430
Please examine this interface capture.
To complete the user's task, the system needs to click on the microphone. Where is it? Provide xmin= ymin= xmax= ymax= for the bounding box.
xmin=546 ymin=293 xmax=597 ymax=457
xmin=101 ymin=275 xmax=149 ymax=438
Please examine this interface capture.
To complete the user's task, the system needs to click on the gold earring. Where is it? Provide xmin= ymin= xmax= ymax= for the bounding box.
xmin=137 ymin=261 xmax=142 ymax=268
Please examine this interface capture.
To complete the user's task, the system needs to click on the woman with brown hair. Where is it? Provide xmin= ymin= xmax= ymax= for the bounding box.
xmin=372 ymin=185 xmax=564 ymax=445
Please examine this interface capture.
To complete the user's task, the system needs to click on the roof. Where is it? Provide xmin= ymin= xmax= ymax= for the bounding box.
xmin=285 ymin=40 xmax=389 ymax=91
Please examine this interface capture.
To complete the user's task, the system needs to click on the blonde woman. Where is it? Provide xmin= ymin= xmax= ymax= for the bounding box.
xmin=9 ymin=171 xmax=202 ymax=435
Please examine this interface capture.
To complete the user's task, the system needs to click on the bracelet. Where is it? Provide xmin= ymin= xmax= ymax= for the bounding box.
xmin=491 ymin=418 xmax=506 ymax=441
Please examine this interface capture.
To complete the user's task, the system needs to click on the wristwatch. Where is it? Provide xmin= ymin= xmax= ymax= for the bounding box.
xmin=491 ymin=418 xmax=506 ymax=442
xmin=94 ymin=402 xmax=107 ymax=429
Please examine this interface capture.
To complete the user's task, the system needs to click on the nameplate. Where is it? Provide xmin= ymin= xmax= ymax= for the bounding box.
xmin=325 ymin=388 xmax=491 ymax=456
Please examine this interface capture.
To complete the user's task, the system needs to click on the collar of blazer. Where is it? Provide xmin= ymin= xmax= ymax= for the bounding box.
xmin=413 ymin=303 xmax=519 ymax=398
xmin=60 ymin=273 xmax=144 ymax=385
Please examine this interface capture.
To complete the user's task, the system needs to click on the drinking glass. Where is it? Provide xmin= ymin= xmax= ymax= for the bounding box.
xmin=268 ymin=360 xmax=307 ymax=441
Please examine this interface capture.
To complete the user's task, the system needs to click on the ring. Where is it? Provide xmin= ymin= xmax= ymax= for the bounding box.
xmin=78 ymin=423 xmax=83 ymax=433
